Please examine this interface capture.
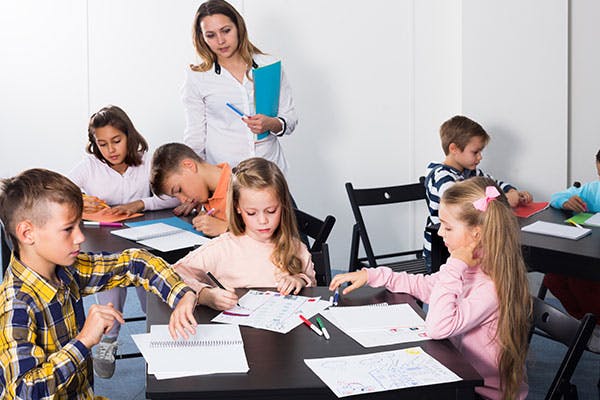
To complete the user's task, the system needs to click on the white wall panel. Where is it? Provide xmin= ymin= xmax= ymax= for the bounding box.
xmin=0 ymin=1 xmax=88 ymax=177
xmin=462 ymin=0 xmax=568 ymax=200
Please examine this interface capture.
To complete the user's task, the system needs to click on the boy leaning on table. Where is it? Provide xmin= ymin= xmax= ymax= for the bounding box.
xmin=0 ymin=168 xmax=198 ymax=400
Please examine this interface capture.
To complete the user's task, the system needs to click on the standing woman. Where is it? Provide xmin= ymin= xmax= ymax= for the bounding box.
xmin=182 ymin=0 xmax=298 ymax=175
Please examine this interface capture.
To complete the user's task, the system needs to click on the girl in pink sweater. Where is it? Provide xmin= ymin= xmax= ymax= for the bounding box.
xmin=330 ymin=177 xmax=531 ymax=400
xmin=174 ymin=157 xmax=316 ymax=311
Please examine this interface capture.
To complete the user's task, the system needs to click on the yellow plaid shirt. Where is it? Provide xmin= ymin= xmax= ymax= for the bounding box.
xmin=0 ymin=249 xmax=192 ymax=400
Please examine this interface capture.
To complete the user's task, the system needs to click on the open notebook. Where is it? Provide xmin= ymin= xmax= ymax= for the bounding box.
xmin=110 ymin=222 xmax=210 ymax=252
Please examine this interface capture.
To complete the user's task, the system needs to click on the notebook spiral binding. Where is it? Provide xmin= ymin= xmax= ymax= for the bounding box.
xmin=150 ymin=339 xmax=243 ymax=348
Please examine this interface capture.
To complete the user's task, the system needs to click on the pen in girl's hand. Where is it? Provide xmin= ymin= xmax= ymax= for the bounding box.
xmin=206 ymin=271 xmax=240 ymax=306
xmin=206 ymin=208 xmax=216 ymax=216
xmin=332 ymin=288 xmax=340 ymax=306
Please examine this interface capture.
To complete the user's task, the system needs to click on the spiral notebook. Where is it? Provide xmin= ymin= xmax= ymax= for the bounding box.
xmin=110 ymin=222 xmax=210 ymax=252
xmin=132 ymin=324 xmax=249 ymax=380
xmin=320 ymin=303 xmax=430 ymax=347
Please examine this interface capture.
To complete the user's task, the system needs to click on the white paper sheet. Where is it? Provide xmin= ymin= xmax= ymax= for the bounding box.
xmin=212 ymin=290 xmax=331 ymax=333
xmin=321 ymin=303 xmax=430 ymax=347
xmin=304 ymin=347 xmax=461 ymax=398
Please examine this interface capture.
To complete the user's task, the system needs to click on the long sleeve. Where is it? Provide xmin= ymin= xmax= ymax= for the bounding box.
xmin=295 ymin=242 xmax=316 ymax=287
xmin=172 ymin=245 xmax=216 ymax=293
xmin=367 ymin=266 xmax=439 ymax=303
xmin=550 ymin=181 xmax=600 ymax=212
xmin=550 ymin=186 xmax=579 ymax=209
xmin=425 ymin=258 xmax=497 ymax=339
xmin=75 ymin=248 xmax=193 ymax=308
xmin=473 ymin=168 xmax=516 ymax=193
xmin=0 ymin=300 xmax=91 ymax=399
xmin=182 ymin=69 xmax=207 ymax=158
xmin=275 ymin=65 xmax=298 ymax=136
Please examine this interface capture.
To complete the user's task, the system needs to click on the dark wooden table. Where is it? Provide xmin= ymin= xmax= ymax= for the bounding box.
xmin=145 ymin=287 xmax=483 ymax=400
xmin=429 ymin=207 xmax=600 ymax=281
xmin=518 ymin=207 xmax=600 ymax=281
xmin=80 ymin=210 xmax=193 ymax=264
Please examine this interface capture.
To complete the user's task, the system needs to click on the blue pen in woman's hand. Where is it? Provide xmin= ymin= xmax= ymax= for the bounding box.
xmin=226 ymin=102 xmax=246 ymax=118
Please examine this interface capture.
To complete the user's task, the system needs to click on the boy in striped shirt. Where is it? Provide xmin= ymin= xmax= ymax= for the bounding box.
xmin=423 ymin=116 xmax=533 ymax=271
xmin=0 ymin=169 xmax=198 ymax=400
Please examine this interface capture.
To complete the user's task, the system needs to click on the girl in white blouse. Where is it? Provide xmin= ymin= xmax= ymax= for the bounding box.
xmin=69 ymin=105 xmax=180 ymax=378
xmin=182 ymin=0 xmax=298 ymax=175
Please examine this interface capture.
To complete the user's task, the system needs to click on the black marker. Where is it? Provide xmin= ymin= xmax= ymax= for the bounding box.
xmin=206 ymin=271 xmax=240 ymax=306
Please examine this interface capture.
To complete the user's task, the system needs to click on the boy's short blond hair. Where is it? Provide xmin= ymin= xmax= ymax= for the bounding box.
xmin=150 ymin=143 xmax=205 ymax=196
xmin=0 ymin=168 xmax=82 ymax=254
xmin=440 ymin=115 xmax=490 ymax=155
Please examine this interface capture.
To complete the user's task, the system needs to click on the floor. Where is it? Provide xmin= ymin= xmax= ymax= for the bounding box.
xmin=85 ymin=271 xmax=600 ymax=400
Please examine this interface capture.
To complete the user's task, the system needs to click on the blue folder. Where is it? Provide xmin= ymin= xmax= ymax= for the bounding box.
xmin=253 ymin=61 xmax=281 ymax=140
xmin=125 ymin=216 xmax=205 ymax=237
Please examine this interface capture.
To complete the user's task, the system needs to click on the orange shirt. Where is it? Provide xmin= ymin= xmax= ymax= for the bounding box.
xmin=202 ymin=163 xmax=231 ymax=221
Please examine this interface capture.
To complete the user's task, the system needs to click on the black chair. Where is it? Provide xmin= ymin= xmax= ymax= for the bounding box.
xmin=294 ymin=208 xmax=335 ymax=252
xmin=346 ymin=179 xmax=428 ymax=274
xmin=293 ymin=209 xmax=336 ymax=286
xmin=529 ymin=295 xmax=597 ymax=400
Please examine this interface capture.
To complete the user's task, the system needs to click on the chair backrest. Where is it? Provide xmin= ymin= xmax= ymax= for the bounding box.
xmin=530 ymin=296 xmax=596 ymax=399
xmin=293 ymin=208 xmax=336 ymax=252
xmin=311 ymin=243 xmax=332 ymax=286
xmin=345 ymin=179 xmax=426 ymax=269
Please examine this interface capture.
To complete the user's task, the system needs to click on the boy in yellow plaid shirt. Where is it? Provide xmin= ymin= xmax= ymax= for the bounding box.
xmin=0 ymin=168 xmax=198 ymax=399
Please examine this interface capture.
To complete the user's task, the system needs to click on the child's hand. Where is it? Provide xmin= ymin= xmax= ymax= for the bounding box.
xmin=277 ymin=275 xmax=306 ymax=295
xmin=76 ymin=303 xmax=124 ymax=349
xmin=563 ymin=195 xmax=588 ymax=213
xmin=198 ymin=287 xmax=239 ymax=311
xmin=505 ymin=189 xmax=520 ymax=207
xmin=173 ymin=200 xmax=198 ymax=216
xmin=83 ymin=195 xmax=109 ymax=213
xmin=449 ymin=241 xmax=480 ymax=268
xmin=169 ymin=291 xmax=198 ymax=340
xmin=111 ymin=200 xmax=144 ymax=216
xmin=518 ymin=191 xmax=533 ymax=205
xmin=192 ymin=214 xmax=227 ymax=237
xmin=329 ymin=270 xmax=368 ymax=295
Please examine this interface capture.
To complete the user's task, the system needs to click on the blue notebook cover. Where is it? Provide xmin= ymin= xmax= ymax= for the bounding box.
xmin=253 ymin=61 xmax=281 ymax=140
xmin=125 ymin=216 xmax=205 ymax=237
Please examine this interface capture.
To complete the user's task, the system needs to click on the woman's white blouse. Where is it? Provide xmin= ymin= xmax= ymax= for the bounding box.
xmin=181 ymin=53 xmax=297 ymax=174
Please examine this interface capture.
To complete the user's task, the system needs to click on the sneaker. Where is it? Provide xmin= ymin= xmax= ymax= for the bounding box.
xmin=587 ymin=325 xmax=600 ymax=354
xmin=93 ymin=337 xmax=118 ymax=378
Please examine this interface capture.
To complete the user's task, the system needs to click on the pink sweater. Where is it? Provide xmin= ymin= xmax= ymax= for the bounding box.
xmin=173 ymin=232 xmax=316 ymax=292
xmin=367 ymin=258 xmax=527 ymax=400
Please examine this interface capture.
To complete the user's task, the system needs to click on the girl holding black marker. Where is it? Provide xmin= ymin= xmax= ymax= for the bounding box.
xmin=173 ymin=158 xmax=316 ymax=311
xmin=182 ymin=0 xmax=298 ymax=174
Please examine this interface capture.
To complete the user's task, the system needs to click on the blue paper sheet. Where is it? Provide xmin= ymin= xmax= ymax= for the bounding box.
xmin=126 ymin=216 xmax=204 ymax=236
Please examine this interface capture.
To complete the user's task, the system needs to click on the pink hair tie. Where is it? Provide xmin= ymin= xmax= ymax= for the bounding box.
xmin=472 ymin=186 xmax=501 ymax=211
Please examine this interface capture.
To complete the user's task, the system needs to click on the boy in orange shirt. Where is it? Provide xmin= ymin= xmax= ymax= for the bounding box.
xmin=151 ymin=142 xmax=231 ymax=237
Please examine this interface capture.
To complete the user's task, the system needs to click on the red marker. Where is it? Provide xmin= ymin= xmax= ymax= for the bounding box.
xmin=299 ymin=314 xmax=322 ymax=336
